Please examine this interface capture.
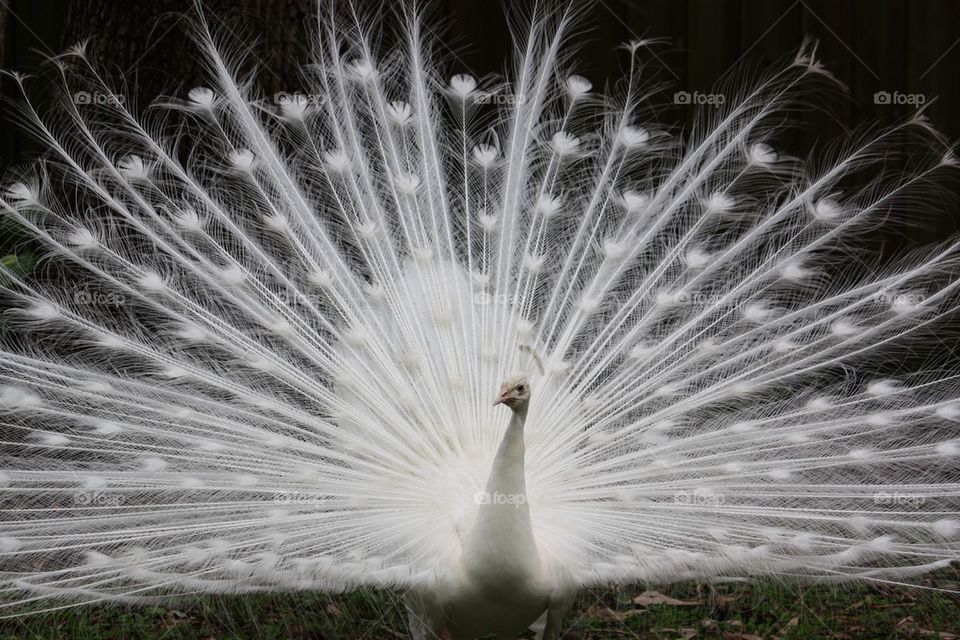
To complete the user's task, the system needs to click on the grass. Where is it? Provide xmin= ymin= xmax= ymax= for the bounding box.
xmin=2 ymin=572 xmax=959 ymax=639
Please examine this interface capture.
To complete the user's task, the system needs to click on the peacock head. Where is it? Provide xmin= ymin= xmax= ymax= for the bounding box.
xmin=494 ymin=374 xmax=530 ymax=410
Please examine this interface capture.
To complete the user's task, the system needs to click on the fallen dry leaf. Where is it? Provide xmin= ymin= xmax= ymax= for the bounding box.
xmin=634 ymin=590 xmax=701 ymax=607
xmin=585 ymin=604 xmax=643 ymax=623
xmin=586 ymin=605 xmax=623 ymax=623
xmin=897 ymin=616 xmax=916 ymax=629
xmin=776 ymin=616 xmax=798 ymax=636
xmin=653 ymin=628 xmax=696 ymax=638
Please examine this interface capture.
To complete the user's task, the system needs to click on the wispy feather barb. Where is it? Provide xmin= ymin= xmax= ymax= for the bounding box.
xmin=0 ymin=2 xmax=958 ymax=620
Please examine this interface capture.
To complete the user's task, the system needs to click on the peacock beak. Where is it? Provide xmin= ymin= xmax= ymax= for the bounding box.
xmin=494 ymin=390 xmax=510 ymax=406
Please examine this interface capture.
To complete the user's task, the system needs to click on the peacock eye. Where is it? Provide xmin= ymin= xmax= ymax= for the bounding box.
xmin=516 ymin=385 xmax=525 ymax=392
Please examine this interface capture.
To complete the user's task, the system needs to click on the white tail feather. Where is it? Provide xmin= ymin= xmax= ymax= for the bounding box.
xmin=0 ymin=5 xmax=958 ymax=618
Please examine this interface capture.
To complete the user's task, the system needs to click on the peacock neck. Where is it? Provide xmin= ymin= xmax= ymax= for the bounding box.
xmin=484 ymin=405 xmax=529 ymax=501
xmin=462 ymin=404 xmax=540 ymax=583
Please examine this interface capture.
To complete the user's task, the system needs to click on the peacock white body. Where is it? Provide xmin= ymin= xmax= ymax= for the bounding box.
xmin=0 ymin=4 xmax=959 ymax=638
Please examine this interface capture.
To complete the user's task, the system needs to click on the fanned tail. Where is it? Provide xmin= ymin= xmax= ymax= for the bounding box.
xmin=0 ymin=5 xmax=957 ymax=617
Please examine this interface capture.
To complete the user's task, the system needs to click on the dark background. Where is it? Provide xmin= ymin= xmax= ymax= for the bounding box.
xmin=1 ymin=0 xmax=959 ymax=238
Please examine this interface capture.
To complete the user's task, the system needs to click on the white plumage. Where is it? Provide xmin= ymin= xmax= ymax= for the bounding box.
xmin=0 ymin=5 xmax=958 ymax=638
